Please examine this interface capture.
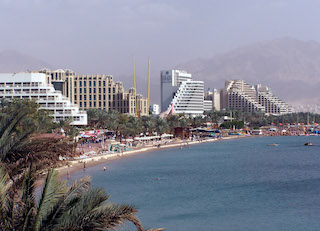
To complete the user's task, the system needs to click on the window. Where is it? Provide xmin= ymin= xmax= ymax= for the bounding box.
xmin=94 ymin=102 xmax=96 ymax=107
xmin=94 ymin=95 xmax=96 ymax=100
xmin=99 ymin=95 xmax=101 ymax=100
xmin=89 ymin=88 xmax=92 ymax=93
xmin=79 ymin=88 xmax=82 ymax=94
xmin=79 ymin=81 xmax=82 ymax=87
xmin=99 ymin=81 xmax=101 ymax=87
xmin=93 ymin=88 xmax=96 ymax=93
xmin=84 ymin=102 xmax=87 ymax=107
xmin=74 ymin=81 xmax=77 ymax=87
xmin=93 ymin=81 xmax=96 ymax=87
xmin=84 ymin=95 xmax=87 ymax=100
xmin=103 ymin=95 xmax=106 ymax=100
xmin=113 ymin=88 xmax=115 ymax=93
xmin=74 ymin=96 xmax=77 ymax=101
xmin=89 ymin=102 xmax=92 ymax=107
xmin=74 ymin=89 xmax=77 ymax=94
xmin=103 ymin=88 xmax=106 ymax=93
xmin=80 ymin=102 xmax=82 ymax=107
xmin=103 ymin=81 xmax=106 ymax=87
xmin=89 ymin=95 xmax=92 ymax=100
xmin=84 ymin=88 xmax=86 ymax=93
xmin=80 ymin=95 xmax=82 ymax=100
xmin=99 ymin=88 xmax=101 ymax=93
xmin=89 ymin=81 xmax=92 ymax=87
xmin=84 ymin=81 xmax=86 ymax=87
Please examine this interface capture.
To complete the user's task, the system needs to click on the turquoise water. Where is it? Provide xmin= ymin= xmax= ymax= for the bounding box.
xmin=70 ymin=136 xmax=320 ymax=230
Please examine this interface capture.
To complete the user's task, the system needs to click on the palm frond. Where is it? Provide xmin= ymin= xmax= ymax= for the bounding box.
xmin=20 ymin=167 xmax=36 ymax=231
xmin=39 ymin=176 xmax=92 ymax=230
xmin=56 ymin=188 xmax=110 ymax=229
xmin=0 ymin=164 xmax=14 ymax=230
xmin=34 ymin=169 xmax=67 ymax=231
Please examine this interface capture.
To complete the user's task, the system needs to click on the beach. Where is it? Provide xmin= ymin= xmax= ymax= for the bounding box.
xmin=57 ymin=135 xmax=248 ymax=178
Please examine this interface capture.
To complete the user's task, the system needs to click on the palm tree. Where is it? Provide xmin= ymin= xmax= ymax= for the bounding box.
xmin=155 ymin=118 xmax=169 ymax=139
xmin=0 ymin=106 xmax=34 ymax=161
xmin=0 ymin=165 xmax=146 ymax=231
xmin=145 ymin=118 xmax=156 ymax=136
xmin=190 ymin=116 xmax=204 ymax=128
xmin=87 ymin=109 xmax=109 ymax=128
xmin=166 ymin=115 xmax=180 ymax=134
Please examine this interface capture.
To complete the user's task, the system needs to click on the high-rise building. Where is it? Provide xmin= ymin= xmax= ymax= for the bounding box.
xmin=0 ymin=72 xmax=87 ymax=125
xmin=212 ymin=89 xmax=221 ymax=111
xmin=204 ymin=88 xmax=220 ymax=111
xmin=221 ymin=80 xmax=292 ymax=115
xmin=160 ymin=70 xmax=205 ymax=116
xmin=36 ymin=69 xmax=149 ymax=117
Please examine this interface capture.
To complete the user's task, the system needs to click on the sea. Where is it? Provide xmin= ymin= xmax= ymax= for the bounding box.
xmin=70 ymin=136 xmax=320 ymax=231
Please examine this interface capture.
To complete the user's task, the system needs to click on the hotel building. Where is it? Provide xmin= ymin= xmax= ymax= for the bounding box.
xmin=0 ymin=72 xmax=87 ymax=125
xmin=221 ymin=80 xmax=292 ymax=115
xmin=37 ymin=69 xmax=148 ymax=117
xmin=204 ymin=88 xmax=221 ymax=111
xmin=160 ymin=70 xmax=210 ymax=116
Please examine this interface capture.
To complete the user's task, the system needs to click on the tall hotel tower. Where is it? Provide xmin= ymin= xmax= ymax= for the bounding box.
xmin=160 ymin=70 xmax=205 ymax=116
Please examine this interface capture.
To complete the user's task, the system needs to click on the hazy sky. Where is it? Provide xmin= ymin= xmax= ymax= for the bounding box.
xmin=1 ymin=0 xmax=320 ymax=102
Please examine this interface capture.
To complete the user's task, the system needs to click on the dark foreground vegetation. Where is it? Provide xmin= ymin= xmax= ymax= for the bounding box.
xmin=0 ymin=99 xmax=161 ymax=231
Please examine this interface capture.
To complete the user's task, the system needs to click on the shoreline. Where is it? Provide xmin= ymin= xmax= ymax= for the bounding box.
xmin=56 ymin=135 xmax=249 ymax=178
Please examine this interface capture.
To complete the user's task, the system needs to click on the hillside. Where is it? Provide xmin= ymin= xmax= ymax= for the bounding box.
xmin=0 ymin=50 xmax=53 ymax=72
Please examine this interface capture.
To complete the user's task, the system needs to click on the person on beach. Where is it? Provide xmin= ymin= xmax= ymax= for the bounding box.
xmin=103 ymin=166 xmax=106 ymax=171
xmin=83 ymin=162 xmax=86 ymax=171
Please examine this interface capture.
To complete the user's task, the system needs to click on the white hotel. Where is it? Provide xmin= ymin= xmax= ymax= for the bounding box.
xmin=161 ymin=70 xmax=209 ymax=116
xmin=221 ymin=80 xmax=292 ymax=115
xmin=0 ymin=72 xmax=87 ymax=125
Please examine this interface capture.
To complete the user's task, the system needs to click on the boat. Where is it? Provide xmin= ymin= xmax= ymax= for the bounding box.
xmin=304 ymin=142 xmax=314 ymax=146
xmin=267 ymin=143 xmax=279 ymax=146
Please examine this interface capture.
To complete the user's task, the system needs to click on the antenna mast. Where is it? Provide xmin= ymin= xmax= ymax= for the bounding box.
xmin=133 ymin=56 xmax=137 ymax=117
xmin=147 ymin=57 xmax=150 ymax=115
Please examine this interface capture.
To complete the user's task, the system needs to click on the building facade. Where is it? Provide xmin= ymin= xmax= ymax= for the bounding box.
xmin=0 ymin=73 xmax=87 ymax=125
xmin=150 ymin=104 xmax=160 ymax=115
xmin=204 ymin=100 xmax=213 ymax=111
xmin=161 ymin=70 xmax=205 ymax=116
xmin=36 ymin=69 xmax=148 ymax=117
xmin=221 ymin=80 xmax=292 ymax=115
xmin=204 ymin=88 xmax=220 ymax=111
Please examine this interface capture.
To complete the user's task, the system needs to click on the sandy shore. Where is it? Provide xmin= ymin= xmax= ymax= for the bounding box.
xmin=56 ymin=135 xmax=249 ymax=178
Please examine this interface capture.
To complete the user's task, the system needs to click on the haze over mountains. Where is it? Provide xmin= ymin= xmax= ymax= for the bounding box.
xmin=1 ymin=37 xmax=319 ymax=107
xmin=177 ymin=37 xmax=320 ymax=106
xmin=0 ymin=50 xmax=53 ymax=72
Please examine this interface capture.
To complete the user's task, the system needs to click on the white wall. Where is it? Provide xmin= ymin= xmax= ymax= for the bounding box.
xmin=0 ymin=73 xmax=47 ymax=84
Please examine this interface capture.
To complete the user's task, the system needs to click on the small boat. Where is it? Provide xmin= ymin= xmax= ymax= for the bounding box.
xmin=267 ymin=143 xmax=279 ymax=146
xmin=304 ymin=142 xmax=314 ymax=146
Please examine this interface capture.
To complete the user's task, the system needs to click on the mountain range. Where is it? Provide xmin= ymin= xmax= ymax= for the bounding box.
xmin=0 ymin=49 xmax=53 ymax=72
xmin=177 ymin=37 xmax=320 ymax=106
